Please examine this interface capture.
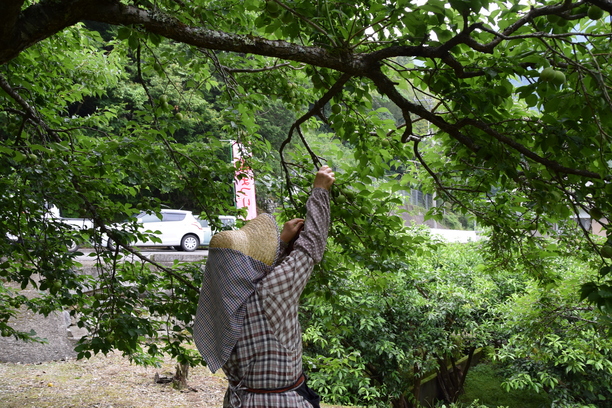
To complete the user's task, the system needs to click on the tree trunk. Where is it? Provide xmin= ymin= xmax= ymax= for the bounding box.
xmin=391 ymin=394 xmax=412 ymax=408
xmin=458 ymin=347 xmax=476 ymax=392
xmin=412 ymin=375 xmax=422 ymax=407
xmin=172 ymin=362 xmax=189 ymax=390
xmin=436 ymin=348 xmax=476 ymax=403
xmin=437 ymin=359 xmax=454 ymax=403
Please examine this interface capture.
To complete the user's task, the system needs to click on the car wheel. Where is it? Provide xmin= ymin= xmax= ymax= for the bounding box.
xmin=66 ymin=240 xmax=79 ymax=253
xmin=180 ymin=234 xmax=200 ymax=252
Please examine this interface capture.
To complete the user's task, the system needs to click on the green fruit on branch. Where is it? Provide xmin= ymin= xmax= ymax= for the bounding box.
xmin=331 ymin=104 xmax=342 ymax=115
xmin=266 ymin=1 xmax=281 ymax=17
xmin=590 ymin=207 xmax=604 ymax=220
xmin=540 ymin=67 xmax=565 ymax=85
xmin=94 ymin=293 xmax=108 ymax=301
xmin=546 ymin=14 xmax=561 ymax=23
xmin=551 ymin=70 xmax=566 ymax=85
xmin=49 ymin=280 xmax=62 ymax=294
xmin=588 ymin=5 xmax=604 ymax=20
xmin=556 ymin=18 xmax=569 ymax=27
xmin=601 ymin=245 xmax=612 ymax=258
xmin=540 ymin=67 xmax=556 ymax=82
xmin=281 ymin=11 xmax=293 ymax=24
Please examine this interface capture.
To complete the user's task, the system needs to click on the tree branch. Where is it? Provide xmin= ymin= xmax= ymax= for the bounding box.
xmin=367 ymin=66 xmax=481 ymax=149
xmin=271 ymin=0 xmax=339 ymax=48
xmin=457 ymin=118 xmax=605 ymax=180
xmin=368 ymin=65 xmax=606 ymax=182
xmin=280 ymin=72 xmax=353 ymax=158
xmin=71 ymin=177 xmax=201 ymax=293
xmin=0 ymin=73 xmax=61 ymax=143
xmin=0 ymin=0 xmax=23 ymax=48
xmin=280 ymin=72 xmax=352 ymax=205
xmin=413 ymin=139 xmax=492 ymax=224
xmin=0 ymin=0 xmax=359 ymax=72
xmin=221 ymin=62 xmax=296 ymax=73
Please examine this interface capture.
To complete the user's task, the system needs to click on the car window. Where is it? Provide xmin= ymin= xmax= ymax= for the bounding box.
xmin=197 ymin=216 xmax=235 ymax=231
xmin=221 ymin=218 xmax=235 ymax=228
xmin=162 ymin=212 xmax=186 ymax=222
xmin=139 ymin=213 xmax=162 ymax=223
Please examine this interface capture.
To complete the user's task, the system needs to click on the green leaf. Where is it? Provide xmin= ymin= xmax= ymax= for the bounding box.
xmin=128 ymin=34 xmax=140 ymax=50
xmin=117 ymin=26 xmax=132 ymax=40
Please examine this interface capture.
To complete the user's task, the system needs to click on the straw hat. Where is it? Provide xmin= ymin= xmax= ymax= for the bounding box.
xmin=209 ymin=213 xmax=279 ymax=266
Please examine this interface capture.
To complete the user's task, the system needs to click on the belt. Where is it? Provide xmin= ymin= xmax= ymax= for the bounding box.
xmin=243 ymin=374 xmax=306 ymax=394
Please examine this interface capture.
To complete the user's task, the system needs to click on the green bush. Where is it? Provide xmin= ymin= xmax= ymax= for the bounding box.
xmin=303 ymin=234 xmax=612 ymax=408
xmin=302 ymin=239 xmax=509 ymax=407
xmin=492 ymin=255 xmax=612 ymax=407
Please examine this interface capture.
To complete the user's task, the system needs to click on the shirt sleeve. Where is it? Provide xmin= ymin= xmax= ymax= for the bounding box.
xmin=258 ymin=187 xmax=331 ymax=346
xmin=292 ymin=188 xmax=331 ymax=264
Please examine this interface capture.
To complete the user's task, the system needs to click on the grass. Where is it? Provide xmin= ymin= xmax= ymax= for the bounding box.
xmin=458 ymin=363 xmax=552 ymax=408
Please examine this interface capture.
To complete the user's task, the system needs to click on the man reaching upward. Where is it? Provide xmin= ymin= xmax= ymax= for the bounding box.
xmin=194 ymin=165 xmax=335 ymax=408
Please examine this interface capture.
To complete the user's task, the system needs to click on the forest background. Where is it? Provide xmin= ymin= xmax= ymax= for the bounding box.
xmin=2 ymin=0 xmax=612 ymax=407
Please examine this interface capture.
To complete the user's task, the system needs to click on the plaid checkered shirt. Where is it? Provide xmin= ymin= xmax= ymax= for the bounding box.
xmin=193 ymin=188 xmax=330 ymax=408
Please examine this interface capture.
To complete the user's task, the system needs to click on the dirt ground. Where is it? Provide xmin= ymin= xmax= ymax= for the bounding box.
xmin=0 ymin=352 xmax=347 ymax=408
xmin=0 ymin=352 xmax=227 ymax=408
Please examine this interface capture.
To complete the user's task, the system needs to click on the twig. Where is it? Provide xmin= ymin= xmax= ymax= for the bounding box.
xmin=279 ymin=72 xmax=352 ymax=204
xmin=0 ymin=74 xmax=61 ymax=143
xmin=271 ymin=0 xmax=339 ymax=48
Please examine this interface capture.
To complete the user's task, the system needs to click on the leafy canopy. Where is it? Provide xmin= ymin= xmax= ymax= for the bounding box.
xmin=2 ymin=0 xmax=612 ymax=405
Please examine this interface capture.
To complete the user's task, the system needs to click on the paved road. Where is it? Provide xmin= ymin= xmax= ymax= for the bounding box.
xmin=1 ymin=248 xmax=209 ymax=364
xmin=74 ymin=247 xmax=208 ymax=262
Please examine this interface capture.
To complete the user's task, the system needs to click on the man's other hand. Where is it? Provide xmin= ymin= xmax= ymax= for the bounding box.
xmin=313 ymin=165 xmax=335 ymax=191
xmin=280 ymin=218 xmax=305 ymax=243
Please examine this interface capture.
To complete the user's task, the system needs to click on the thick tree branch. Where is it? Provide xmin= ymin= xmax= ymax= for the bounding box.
xmin=457 ymin=118 xmax=604 ymax=180
xmin=0 ymin=0 xmax=106 ymax=65
xmin=367 ymin=66 xmax=481 ymax=150
xmin=0 ymin=0 xmax=23 ymax=47
xmin=221 ymin=62 xmax=296 ymax=73
xmin=6 ymin=0 xmax=606 ymax=88
xmin=0 ymin=0 xmax=365 ymax=73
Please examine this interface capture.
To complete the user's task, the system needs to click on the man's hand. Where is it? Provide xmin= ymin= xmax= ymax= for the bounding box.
xmin=313 ymin=165 xmax=335 ymax=191
xmin=280 ymin=218 xmax=304 ymax=243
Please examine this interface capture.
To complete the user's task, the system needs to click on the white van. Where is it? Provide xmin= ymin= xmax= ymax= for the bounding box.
xmin=196 ymin=215 xmax=237 ymax=246
xmin=106 ymin=209 xmax=205 ymax=252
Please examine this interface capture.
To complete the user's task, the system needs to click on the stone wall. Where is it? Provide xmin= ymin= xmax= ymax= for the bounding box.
xmin=0 ymin=252 xmax=206 ymax=364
